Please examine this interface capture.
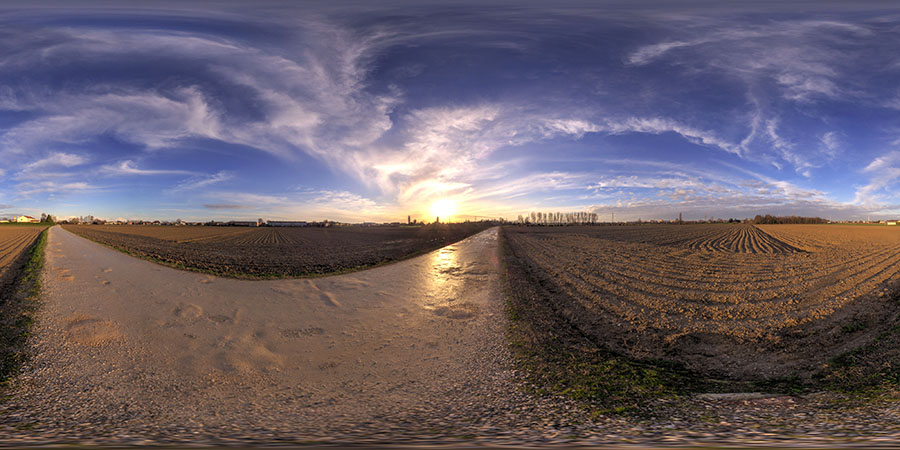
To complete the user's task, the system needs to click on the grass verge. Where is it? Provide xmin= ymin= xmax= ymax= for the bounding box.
xmin=0 ymin=227 xmax=47 ymax=387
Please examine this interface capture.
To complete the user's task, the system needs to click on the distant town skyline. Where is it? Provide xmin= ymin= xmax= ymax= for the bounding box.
xmin=3 ymin=1 xmax=900 ymax=222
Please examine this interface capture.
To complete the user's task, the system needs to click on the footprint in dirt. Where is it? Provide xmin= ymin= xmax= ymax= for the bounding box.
xmin=173 ymin=303 xmax=204 ymax=321
xmin=63 ymin=314 xmax=122 ymax=346
xmin=320 ymin=291 xmax=341 ymax=307
xmin=212 ymin=336 xmax=284 ymax=374
xmin=206 ymin=307 xmax=246 ymax=325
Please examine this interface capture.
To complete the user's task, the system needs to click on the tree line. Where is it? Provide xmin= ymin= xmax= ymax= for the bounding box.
xmin=751 ymin=214 xmax=827 ymax=224
xmin=516 ymin=211 xmax=599 ymax=225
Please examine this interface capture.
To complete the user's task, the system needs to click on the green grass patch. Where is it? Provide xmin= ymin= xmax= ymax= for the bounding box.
xmin=0 ymin=227 xmax=47 ymax=387
xmin=841 ymin=320 xmax=867 ymax=333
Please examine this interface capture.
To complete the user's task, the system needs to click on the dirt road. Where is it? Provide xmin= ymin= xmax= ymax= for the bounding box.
xmin=0 ymin=226 xmax=565 ymax=445
xmin=8 ymin=226 xmax=900 ymax=447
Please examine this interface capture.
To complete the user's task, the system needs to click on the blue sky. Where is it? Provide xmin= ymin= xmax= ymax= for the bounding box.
xmin=2 ymin=1 xmax=900 ymax=222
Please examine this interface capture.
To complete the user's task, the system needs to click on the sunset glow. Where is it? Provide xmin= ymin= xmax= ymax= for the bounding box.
xmin=430 ymin=199 xmax=457 ymax=222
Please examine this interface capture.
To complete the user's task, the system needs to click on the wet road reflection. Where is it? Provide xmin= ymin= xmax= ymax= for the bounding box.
xmin=423 ymin=245 xmax=460 ymax=312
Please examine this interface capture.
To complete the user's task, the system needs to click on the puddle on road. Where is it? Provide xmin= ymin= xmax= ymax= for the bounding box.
xmin=422 ymin=244 xmax=476 ymax=320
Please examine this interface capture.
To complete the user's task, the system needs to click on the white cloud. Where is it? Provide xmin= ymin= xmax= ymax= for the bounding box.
xmin=24 ymin=152 xmax=87 ymax=170
xmin=819 ymin=131 xmax=839 ymax=158
xmin=604 ymin=117 xmax=741 ymax=155
xmin=626 ymin=40 xmax=693 ymax=66
xmin=16 ymin=181 xmax=95 ymax=197
xmin=101 ymin=161 xmax=196 ymax=176
xmin=584 ymin=165 xmax=870 ymax=222
xmin=626 ymin=20 xmax=871 ymax=103
xmin=855 ymin=151 xmax=900 ymax=205
xmin=0 ymin=24 xmax=394 ymax=167
xmin=169 ymin=171 xmax=233 ymax=192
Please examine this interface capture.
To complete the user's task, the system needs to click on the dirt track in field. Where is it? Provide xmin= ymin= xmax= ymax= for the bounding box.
xmin=504 ymin=224 xmax=900 ymax=379
xmin=0 ymin=226 xmax=572 ymax=444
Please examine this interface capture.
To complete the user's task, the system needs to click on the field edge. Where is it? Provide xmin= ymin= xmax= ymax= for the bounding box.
xmin=496 ymin=225 xmax=900 ymax=416
xmin=498 ymin=226 xmax=701 ymax=416
xmin=0 ymin=226 xmax=48 ymax=388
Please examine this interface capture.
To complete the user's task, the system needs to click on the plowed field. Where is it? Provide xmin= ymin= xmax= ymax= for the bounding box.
xmin=0 ymin=226 xmax=45 ymax=295
xmin=63 ymin=223 xmax=491 ymax=277
xmin=503 ymin=224 xmax=900 ymax=380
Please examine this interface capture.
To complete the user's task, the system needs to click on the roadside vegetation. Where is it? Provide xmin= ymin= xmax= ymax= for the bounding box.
xmin=0 ymin=227 xmax=48 ymax=387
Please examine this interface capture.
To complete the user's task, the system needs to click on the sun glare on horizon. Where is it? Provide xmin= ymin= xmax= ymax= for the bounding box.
xmin=430 ymin=198 xmax=457 ymax=222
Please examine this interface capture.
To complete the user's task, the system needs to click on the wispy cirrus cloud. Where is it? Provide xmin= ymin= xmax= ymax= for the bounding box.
xmin=854 ymin=151 xmax=900 ymax=205
xmin=203 ymin=203 xmax=251 ymax=210
xmin=101 ymin=161 xmax=196 ymax=176
xmin=16 ymin=181 xmax=96 ymax=198
xmin=626 ymin=19 xmax=872 ymax=103
xmin=169 ymin=171 xmax=233 ymax=193
xmin=23 ymin=152 xmax=87 ymax=170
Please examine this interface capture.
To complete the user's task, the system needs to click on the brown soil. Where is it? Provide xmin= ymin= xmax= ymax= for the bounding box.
xmin=0 ymin=225 xmax=47 ymax=382
xmin=502 ymin=224 xmax=900 ymax=380
xmin=63 ymin=223 xmax=491 ymax=277
xmin=0 ymin=226 xmax=45 ymax=299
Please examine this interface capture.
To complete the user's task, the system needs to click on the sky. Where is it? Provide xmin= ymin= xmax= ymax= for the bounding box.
xmin=2 ymin=1 xmax=900 ymax=222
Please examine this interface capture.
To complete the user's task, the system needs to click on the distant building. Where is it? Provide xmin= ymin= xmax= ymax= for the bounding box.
xmin=268 ymin=221 xmax=308 ymax=227
xmin=15 ymin=215 xmax=39 ymax=223
xmin=888 ymin=221 xmax=898 ymax=226
xmin=228 ymin=221 xmax=259 ymax=227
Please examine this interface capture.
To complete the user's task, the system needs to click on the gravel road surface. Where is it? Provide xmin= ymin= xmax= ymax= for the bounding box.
xmin=0 ymin=226 xmax=578 ymax=445
xmin=4 ymin=226 xmax=900 ymax=447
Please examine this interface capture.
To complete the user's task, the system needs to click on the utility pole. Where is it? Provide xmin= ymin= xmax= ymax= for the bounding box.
xmin=611 ymin=212 xmax=614 ymax=223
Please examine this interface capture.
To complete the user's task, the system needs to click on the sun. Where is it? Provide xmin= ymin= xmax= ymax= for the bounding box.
xmin=430 ymin=198 xmax=457 ymax=222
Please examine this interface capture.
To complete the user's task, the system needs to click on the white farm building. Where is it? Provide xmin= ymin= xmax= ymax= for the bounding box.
xmin=15 ymin=215 xmax=39 ymax=223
